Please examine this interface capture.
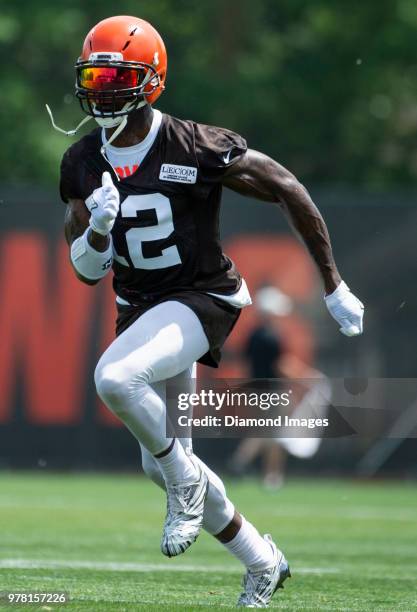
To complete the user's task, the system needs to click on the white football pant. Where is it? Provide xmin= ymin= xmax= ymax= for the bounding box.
xmin=94 ymin=300 xmax=234 ymax=534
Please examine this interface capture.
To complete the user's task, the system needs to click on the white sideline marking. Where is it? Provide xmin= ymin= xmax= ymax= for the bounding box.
xmin=0 ymin=499 xmax=415 ymax=523
xmin=0 ymin=558 xmax=339 ymax=574
xmin=269 ymin=507 xmax=417 ymax=522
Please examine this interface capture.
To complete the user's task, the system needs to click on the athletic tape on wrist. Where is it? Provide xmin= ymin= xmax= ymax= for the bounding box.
xmin=70 ymin=228 xmax=113 ymax=280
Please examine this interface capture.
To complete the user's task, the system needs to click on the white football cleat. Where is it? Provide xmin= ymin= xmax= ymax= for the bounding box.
xmin=237 ymin=535 xmax=291 ymax=608
xmin=161 ymin=457 xmax=208 ymax=557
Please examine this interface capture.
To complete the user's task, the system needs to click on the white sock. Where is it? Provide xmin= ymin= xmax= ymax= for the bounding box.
xmin=223 ymin=516 xmax=274 ymax=572
xmin=155 ymin=439 xmax=198 ymax=486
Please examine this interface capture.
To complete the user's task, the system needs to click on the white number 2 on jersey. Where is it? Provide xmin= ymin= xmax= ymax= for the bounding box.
xmin=113 ymin=193 xmax=181 ymax=270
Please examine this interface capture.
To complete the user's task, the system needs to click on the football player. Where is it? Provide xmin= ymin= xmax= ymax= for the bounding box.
xmin=52 ymin=15 xmax=364 ymax=608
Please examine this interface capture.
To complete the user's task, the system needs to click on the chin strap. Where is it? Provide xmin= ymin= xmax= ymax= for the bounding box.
xmin=100 ymin=115 xmax=128 ymax=153
xmin=99 ymin=115 xmax=129 ymax=181
xmin=98 ymin=99 xmax=146 ymax=180
xmin=45 ymin=104 xmax=93 ymax=135
xmin=45 ymin=100 xmax=143 ymax=183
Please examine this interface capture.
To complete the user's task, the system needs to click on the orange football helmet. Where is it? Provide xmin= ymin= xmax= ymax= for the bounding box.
xmin=75 ymin=15 xmax=167 ymax=120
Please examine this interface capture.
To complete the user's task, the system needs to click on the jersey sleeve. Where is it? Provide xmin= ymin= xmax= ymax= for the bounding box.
xmin=59 ymin=145 xmax=83 ymax=204
xmin=193 ymin=122 xmax=247 ymax=183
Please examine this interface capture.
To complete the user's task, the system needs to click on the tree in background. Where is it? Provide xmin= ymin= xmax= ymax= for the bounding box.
xmin=2 ymin=0 xmax=417 ymax=188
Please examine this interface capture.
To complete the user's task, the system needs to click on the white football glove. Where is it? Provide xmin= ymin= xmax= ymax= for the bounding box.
xmin=85 ymin=171 xmax=120 ymax=236
xmin=325 ymin=281 xmax=364 ymax=337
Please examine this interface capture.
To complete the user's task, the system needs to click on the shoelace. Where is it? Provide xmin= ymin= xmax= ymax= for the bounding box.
xmin=242 ymin=568 xmax=272 ymax=602
xmin=167 ymin=484 xmax=194 ymax=516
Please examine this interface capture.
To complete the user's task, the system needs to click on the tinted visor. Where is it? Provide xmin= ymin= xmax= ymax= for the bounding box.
xmin=78 ymin=66 xmax=139 ymax=91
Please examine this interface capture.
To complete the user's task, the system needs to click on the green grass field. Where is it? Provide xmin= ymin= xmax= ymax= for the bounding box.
xmin=0 ymin=473 xmax=416 ymax=611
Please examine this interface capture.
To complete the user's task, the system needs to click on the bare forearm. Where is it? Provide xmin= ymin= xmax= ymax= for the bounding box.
xmin=64 ymin=201 xmax=109 ymax=251
xmin=87 ymin=229 xmax=109 ymax=252
xmin=64 ymin=198 xmax=110 ymax=285
xmin=278 ymin=185 xmax=341 ymax=294
xmin=223 ymin=150 xmax=341 ymax=294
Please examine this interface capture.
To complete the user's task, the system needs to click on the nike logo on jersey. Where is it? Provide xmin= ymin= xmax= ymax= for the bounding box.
xmin=222 ymin=149 xmax=233 ymax=164
xmin=159 ymin=164 xmax=197 ymax=184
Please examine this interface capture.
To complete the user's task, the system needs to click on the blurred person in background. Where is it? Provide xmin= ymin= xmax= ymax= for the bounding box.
xmin=51 ymin=14 xmax=363 ymax=608
xmin=230 ymin=286 xmax=331 ymax=489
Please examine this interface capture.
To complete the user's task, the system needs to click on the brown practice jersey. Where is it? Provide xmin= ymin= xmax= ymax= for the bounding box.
xmin=60 ymin=113 xmax=247 ymax=305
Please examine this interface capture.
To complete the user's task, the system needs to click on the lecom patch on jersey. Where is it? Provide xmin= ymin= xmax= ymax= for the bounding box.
xmin=159 ymin=164 xmax=197 ymax=184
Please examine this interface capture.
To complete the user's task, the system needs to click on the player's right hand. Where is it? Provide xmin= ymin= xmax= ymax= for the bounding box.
xmin=85 ymin=171 xmax=120 ymax=236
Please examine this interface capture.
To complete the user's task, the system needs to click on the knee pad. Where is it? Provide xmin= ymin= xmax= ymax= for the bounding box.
xmin=94 ymin=363 xmax=130 ymax=412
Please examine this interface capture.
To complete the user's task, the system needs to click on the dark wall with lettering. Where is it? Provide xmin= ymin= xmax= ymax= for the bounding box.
xmin=1 ymin=186 xmax=417 ymax=473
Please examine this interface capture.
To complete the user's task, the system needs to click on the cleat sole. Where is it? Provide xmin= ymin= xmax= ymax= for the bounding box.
xmin=273 ymin=563 xmax=291 ymax=596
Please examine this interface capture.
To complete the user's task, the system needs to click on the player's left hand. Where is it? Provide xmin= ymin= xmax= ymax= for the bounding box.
xmin=325 ymin=281 xmax=364 ymax=336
